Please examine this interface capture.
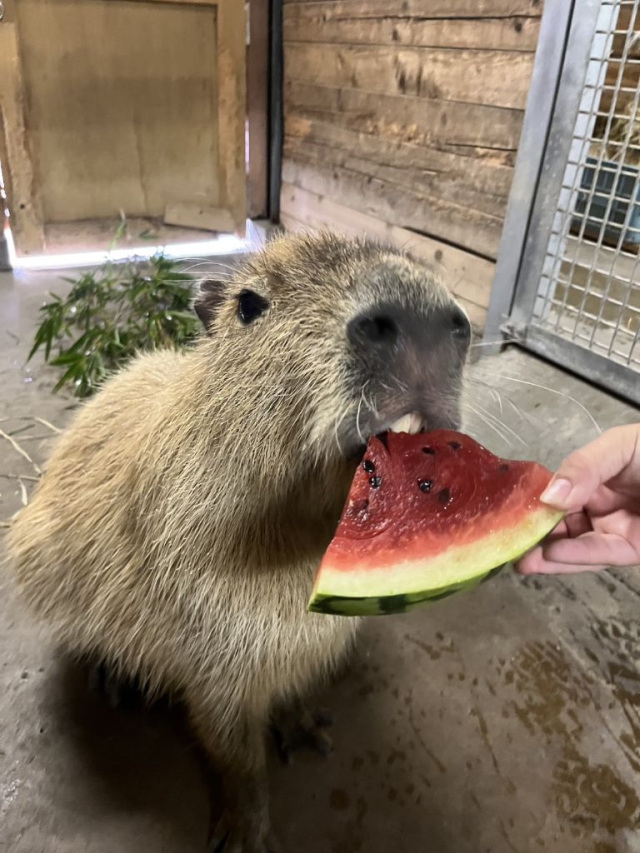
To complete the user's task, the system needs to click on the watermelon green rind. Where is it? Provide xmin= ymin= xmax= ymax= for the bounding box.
xmin=309 ymin=570 xmax=495 ymax=616
xmin=308 ymin=506 xmax=563 ymax=616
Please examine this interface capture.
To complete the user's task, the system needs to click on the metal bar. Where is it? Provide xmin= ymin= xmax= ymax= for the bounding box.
xmin=516 ymin=326 xmax=640 ymax=406
xmin=509 ymin=0 xmax=605 ymax=334
xmin=483 ymin=0 xmax=576 ymax=346
xmin=268 ymin=0 xmax=283 ymax=223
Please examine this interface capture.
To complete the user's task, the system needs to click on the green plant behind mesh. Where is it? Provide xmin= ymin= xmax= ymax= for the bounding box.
xmin=29 ymin=253 xmax=199 ymax=398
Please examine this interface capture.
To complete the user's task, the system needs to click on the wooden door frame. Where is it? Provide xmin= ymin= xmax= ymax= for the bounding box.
xmin=0 ymin=1 xmax=45 ymax=253
xmin=0 ymin=107 xmax=14 ymax=269
xmin=1 ymin=0 xmax=247 ymax=255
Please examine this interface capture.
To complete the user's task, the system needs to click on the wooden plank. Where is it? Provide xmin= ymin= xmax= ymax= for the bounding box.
xmin=164 ymin=202 xmax=236 ymax=232
xmin=0 ymin=104 xmax=13 ymax=269
xmin=14 ymin=0 xmax=223 ymax=223
xmin=285 ymin=114 xmax=513 ymax=216
xmin=283 ymin=139 xmax=509 ymax=220
xmin=285 ymin=82 xmax=524 ymax=157
xmin=284 ymin=5 xmax=540 ymax=51
xmin=282 ymin=154 xmax=504 ymax=257
xmin=10 ymin=0 xmax=245 ymax=235
xmin=285 ymin=43 xmax=535 ymax=110
xmin=217 ymin=0 xmax=248 ymax=230
xmin=284 ymin=116 xmax=515 ymax=196
xmin=282 ymin=0 xmax=543 ymax=16
xmin=41 ymin=217 xmax=227 ymax=256
xmin=0 ymin=107 xmax=13 ymax=228
xmin=124 ymin=0 xmax=228 ymax=5
xmin=0 ymin=6 xmax=44 ymax=254
xmin=280 ymin=182 xmax=496 ymax=309
xmin=247 ymin=0 xmax=270 ymax=218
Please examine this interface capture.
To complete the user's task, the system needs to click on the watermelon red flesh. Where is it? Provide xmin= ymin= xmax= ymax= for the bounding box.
xmin=309 ymin=430 xmax=563 ymax=616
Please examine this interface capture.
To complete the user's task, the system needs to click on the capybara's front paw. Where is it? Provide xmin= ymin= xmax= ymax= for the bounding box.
xmin=272 ymin=704 xmax=333 ymax=764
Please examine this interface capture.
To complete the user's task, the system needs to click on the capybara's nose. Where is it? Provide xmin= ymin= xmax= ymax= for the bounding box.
xmin=347 ymin=302 xmax=470 ymax=356
xmin=348 ymin=311 xmax=400 ymax=349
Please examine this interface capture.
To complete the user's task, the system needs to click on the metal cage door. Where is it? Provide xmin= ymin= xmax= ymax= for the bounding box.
xmin=487 ymin=0 xmax=640 ymax=406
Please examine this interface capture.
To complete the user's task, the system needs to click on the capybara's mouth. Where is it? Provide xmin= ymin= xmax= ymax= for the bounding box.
xmin=385 ymin=412 xmax=426 ymax=435
xmin=344 ymin=411 xmax=429 ymax=462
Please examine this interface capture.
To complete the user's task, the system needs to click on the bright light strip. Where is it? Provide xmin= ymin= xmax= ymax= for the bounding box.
xmin=7 ymin=229 xmax=249 ymax=271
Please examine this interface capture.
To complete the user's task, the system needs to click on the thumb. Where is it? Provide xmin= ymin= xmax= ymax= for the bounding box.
xmin=540 ymin=425 xmax=640 ymax=511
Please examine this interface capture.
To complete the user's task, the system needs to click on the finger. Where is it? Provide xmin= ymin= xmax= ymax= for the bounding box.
xmin=584 ymin=483 xmax=637 ymax=517
xmin=563 ymin=511 xmax=593 ymax=539
xmin=519 ymin=557 xmax=608 ymax=575
xmin=543 ymin=531 xmax=639 ymax=567
xmin=540 ymin=424 xmax=640 ymax=510
xmin=516 ymin=512 xmax=591 ymax=572
xmin=516 ymin=545 xmax=607 ymax=574
xmin=516 ymin=546 xmax=556 ymax=575
xmin=543 ymin=519 xmax=569 ymax=541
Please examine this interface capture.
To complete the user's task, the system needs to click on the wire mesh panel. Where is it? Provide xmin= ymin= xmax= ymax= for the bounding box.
xmin=530 ymin=0 xmax=639 ymax=385
xmin=493 ymin=0 xmax=640 ymax=402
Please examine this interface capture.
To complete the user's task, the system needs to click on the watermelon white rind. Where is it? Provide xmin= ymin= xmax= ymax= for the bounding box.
xmin=308 ymin=430 xmax=564 ymax=617
xmin=309 ymin=568 xmax=499 ymax=617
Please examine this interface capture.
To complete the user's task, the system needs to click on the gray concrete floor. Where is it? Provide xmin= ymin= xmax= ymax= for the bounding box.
xmin=1 ymin=267 xmax=640 ymax=853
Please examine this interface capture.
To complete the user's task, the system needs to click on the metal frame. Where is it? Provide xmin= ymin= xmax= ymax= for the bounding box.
xmin=484 ymin=0 xmax=578 ymax=343
xmin=485 ymin=0 xmax=640 ymax=406
xmin=525 ymin=325 xmax=639 ymax=402
xmin=508 ymin=0 xmax=605 ymax=332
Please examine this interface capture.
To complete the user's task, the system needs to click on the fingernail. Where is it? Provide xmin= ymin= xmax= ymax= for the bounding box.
xmin=540 ymin=477 xmax=572 ymax=506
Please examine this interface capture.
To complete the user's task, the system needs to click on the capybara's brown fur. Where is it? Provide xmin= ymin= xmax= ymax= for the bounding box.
xmin=8 ymin=231 xmax=469 ymax=852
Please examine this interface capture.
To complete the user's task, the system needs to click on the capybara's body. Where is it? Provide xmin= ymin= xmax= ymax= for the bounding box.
xmin=8 ymin=232 xmax=470 ymax=852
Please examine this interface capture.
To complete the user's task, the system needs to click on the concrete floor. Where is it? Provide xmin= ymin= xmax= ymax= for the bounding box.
xmin=1 ymin=267 xmax=640 ymax=853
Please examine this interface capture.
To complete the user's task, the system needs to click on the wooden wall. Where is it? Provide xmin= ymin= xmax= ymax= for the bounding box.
xmin=280 ymin=0 xmax=544 ymax=329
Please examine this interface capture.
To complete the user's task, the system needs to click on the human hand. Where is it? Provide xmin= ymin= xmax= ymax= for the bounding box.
xmin=517 ymin=423 xmax=640 ymax=574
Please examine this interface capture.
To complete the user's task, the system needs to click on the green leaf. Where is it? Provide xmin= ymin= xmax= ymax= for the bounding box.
xmin=30 ymin=232 xmax=202 ymax=396
xmin=53 ymin=361 xmax=84 ymax=393
xmin=50 ymin=350 xmax=82 ymax=366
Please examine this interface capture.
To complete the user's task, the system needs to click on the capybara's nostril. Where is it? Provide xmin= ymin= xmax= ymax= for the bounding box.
xmin=450 ymin=306 xmax=471 ymax=340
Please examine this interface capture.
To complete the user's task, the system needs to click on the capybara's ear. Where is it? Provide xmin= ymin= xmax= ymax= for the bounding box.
xmin=194 ymin=279 xmax=227 ymax=333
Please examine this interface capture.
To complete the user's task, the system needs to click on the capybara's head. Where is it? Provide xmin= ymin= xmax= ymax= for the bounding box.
xmin=195 ymin=232 xmax=469 ymax=467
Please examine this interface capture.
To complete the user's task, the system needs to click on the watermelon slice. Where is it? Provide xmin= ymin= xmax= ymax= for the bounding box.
xmin=309 ymin=430 xmax=563 ymax=616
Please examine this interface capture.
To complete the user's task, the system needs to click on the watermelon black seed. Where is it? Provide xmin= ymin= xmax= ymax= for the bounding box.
xmin=437 ymin=487 xmax=452 ymax=505
xmin=418 ymin=479 xmax=433 ymax=493
xmin=499 ymin=463 xmax=510 ymax=472
xmin=363 ymin=459 xmax=375 ymax=474
xmin=448 ymin=441 xmax=462 ymax=450
xmin=370 ymin=476 xmax=382 ymax=488
xmin=422 ymin=447 xmax=435 ymax=455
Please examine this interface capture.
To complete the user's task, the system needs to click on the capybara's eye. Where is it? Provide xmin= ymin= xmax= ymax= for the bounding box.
xmin=237 ymin=290 xmax=269 ymax=325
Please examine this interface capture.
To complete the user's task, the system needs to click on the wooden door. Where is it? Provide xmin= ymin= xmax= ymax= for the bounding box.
xmin=0 ymin=0 xmax=246 ymax=256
